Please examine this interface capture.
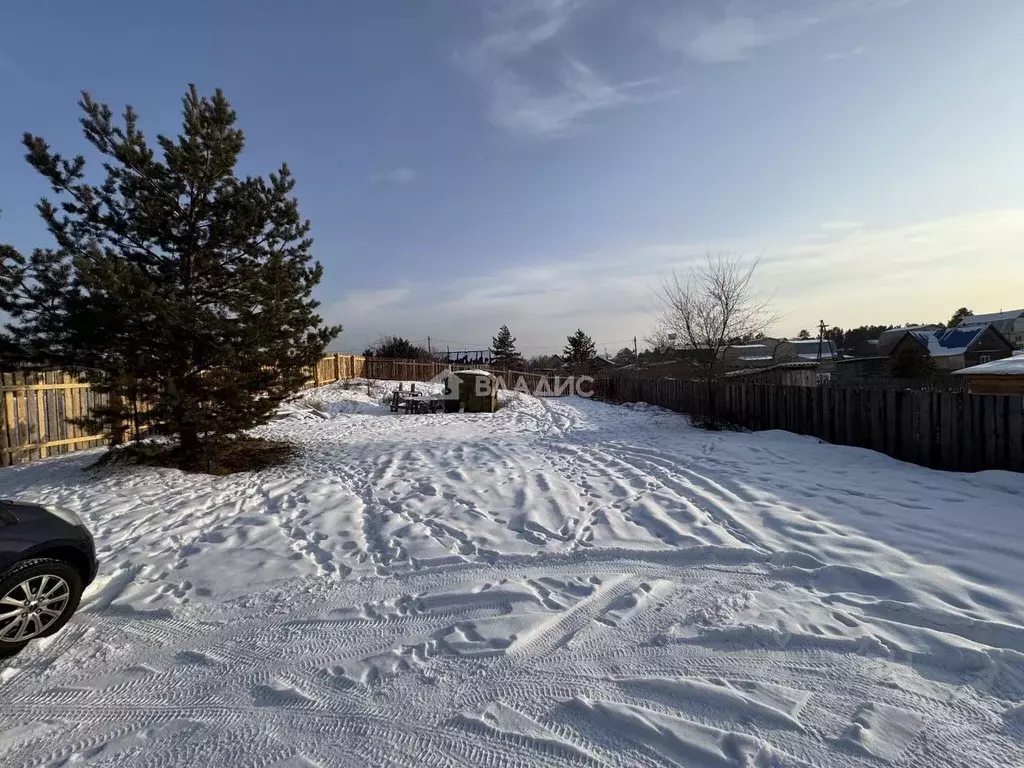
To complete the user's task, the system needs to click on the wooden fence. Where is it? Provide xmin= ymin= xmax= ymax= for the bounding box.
xmin=1 ymin=355 xmax=571 ymax=467
xmin=825 ymin=376 xmax=967 ymax=392
xmin=594 ymin=377 xmax=1024 ymax=474
xmin=307 ymin=354 xmax=367 ymax=387
xmin=1 ymin=371 xmax=113 ymax=466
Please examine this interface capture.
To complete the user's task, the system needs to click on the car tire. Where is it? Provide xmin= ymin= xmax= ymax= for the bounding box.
xmin=0 ymin=558 xmax=85 ymax=655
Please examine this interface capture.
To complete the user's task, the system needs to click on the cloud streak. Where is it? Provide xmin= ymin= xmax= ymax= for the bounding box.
xmin=659 ymin=1 xmax=909 ymax=64
xmin=372 ymin=167 xmax=416 ymax=186
xmin=460 ymin=0 xmax=669 ymax=138
xmin=325 ymin=210 xmax=1024 ymax=352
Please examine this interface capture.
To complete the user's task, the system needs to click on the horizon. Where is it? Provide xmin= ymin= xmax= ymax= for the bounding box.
xmin=3 ymin=1 xmax=1023 ymax=355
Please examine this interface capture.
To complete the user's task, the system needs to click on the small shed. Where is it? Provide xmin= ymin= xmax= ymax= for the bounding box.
xmin=953 ymin=356 xmax=1024 ymax=394
xmin=725 ymin=361 xmax=819 ymax=387
xmin=448 ymin=369 xmax=499 ymax=413
xmin=832 ymin=355 xmax=888 ymax=379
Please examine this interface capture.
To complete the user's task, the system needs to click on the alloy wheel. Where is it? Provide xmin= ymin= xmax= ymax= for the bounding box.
xmin=0 ymin=574 xmax=71 ymax=642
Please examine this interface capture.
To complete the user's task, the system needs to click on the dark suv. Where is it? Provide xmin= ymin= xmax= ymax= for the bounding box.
xmin=0 ymin=500 xmax=98 ymax=655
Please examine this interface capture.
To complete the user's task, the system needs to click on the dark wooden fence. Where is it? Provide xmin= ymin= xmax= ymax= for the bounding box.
xmin=594 ymin=377 xmax=1024 ymax=473
xmin=825 ymin=376 xmax=967 ymax=392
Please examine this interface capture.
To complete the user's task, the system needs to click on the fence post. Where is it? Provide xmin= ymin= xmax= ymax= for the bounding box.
xmin=334 ymin=353 xmax=341 ymax=382
xmin=34 ymin=373 xmax=48 ymax=459
xmin=0 ymin=373 xmax=9 ymax=467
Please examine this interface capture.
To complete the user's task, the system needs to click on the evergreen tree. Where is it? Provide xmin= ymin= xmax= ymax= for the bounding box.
xmin=797 ymin=329 xmax=812 ymax=339
xmin=490 ymin=325 xmax=523 ymax=370
xmin=889 ymin=346 xmax=937 ymax=378
xmin=948 ymin=307 xmax=973 ymax=327
xmin=1 ymin=86 xmax=340 ymax=465
xmin=611 ymin=346 xmax=635 ymax=366
xmin=563 ymin=329 xmax=596 ymax=367
xmin=527 ymin=354 xmax=562 ymax=371
xmin=364 ymin=336 xmax=431 ymax=360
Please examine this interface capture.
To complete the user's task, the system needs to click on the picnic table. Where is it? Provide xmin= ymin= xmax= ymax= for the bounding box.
xmin=390 ymin=387 xmax=451 ymax=414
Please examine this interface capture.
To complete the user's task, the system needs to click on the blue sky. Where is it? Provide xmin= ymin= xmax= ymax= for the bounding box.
xmin=2 ymin=0 xmax=1023 ymax=356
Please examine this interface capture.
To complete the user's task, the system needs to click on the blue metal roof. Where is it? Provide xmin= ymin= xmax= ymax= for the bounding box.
xmin=908 ymin=326 xmax=988 ymax=356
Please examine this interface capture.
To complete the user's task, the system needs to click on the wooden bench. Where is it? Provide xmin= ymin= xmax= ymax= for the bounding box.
xmin=390 ymin=385 xmax=449 ymax=414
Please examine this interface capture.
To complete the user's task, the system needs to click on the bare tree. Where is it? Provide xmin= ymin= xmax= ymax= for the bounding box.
xmin=641 ymin=327 xmax=676 ymax=358
xmin=652 ymin=253 xmax=775 ymax=428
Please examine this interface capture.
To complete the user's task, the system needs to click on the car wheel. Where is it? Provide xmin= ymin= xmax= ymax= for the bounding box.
xmin=0 ymin=559 xmax=84 ymax=654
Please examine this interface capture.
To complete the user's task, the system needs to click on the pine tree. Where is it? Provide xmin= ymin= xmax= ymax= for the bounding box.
xmin=797 ymin=329 xmax=812 ymax=339
xmin=889 ymin=346 xmax=937 ymax=378
xmin=611 ymin=346 xmax=635 ymax=366
xmin=563 ymin=329 xmax=596 ymax=367
xmin=2 ymin=86 xmax=340 ymax=466
xmin=490 ymin=325 xmax=522 ymax=370
xmin=948 ymin=307 xmax=973 ymax=328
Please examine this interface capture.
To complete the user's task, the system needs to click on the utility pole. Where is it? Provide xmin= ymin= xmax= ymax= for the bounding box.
xmin=634 ymin=336 xmax=639 ymax=386
xmin=817 ymin=320 xmax=828 ymax=363
xmin=427 ymin=336 xmax=432 ymax=356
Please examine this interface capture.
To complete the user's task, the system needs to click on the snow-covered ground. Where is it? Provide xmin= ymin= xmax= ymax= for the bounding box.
xmin=2 ymin=380 xmax=1023 ymax=767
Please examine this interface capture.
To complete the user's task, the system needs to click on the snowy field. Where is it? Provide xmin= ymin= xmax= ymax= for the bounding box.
xmin=1 ymin=380 xmax=1023 ymax=767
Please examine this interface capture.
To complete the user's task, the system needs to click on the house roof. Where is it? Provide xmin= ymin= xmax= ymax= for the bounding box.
xmin=957 ymin=309 xmax=1024 ymax=327
xmin=725 ymin=360 xmax=819 ymax=378
xmin=834 ymin=355 xmax=887 ymax=365
xmin=906 ymin=326 xmax=991 ymax=357
xmin=783 ymin=339 xmax=838 ymax=359
xmin=878 ymin=325 xmax=939 ymax=352
xmin=953 ymin=356 xmax=1024 ymax=376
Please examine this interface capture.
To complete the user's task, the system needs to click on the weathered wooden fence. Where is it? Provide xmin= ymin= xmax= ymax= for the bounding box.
xmin=306 ymin=354 xmax=367 ymax=387
xmin=595 ymin=377 xmax=1024 ymax=473
xmin=825 ymin=376 xmax=967 ymax=392
xmin=1 ymin=371 xmax=113 ymax=466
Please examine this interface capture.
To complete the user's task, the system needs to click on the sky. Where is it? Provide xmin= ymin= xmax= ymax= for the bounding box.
xmin=2 ymin=0 xmax=1023 ymax=357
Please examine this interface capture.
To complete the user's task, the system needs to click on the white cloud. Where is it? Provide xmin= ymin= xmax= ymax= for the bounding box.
xmin=325 ymin=287 xmax=410 ymax=322
xmin=372 ymin=167 xmax=416 ymax=186
xmin=460 ymin=0 xmax=669 ymax=137
xmin=823 ymin=45 xmax=867 ymax=62
xmin=659 ymin=1 xmax=909 ymax=64
xmin=819 ymin=220 xmax=864 ymax=231
xmin=324 ymin=210 xmax=1024 ymax=354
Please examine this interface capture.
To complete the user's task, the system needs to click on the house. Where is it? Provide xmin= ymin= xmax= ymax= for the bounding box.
xmin=957 ymin=309 xmax=1024 ymax=348
xmin=953 ymin=355 xmax=1024 ymax=394
xmin=725 ymin=361 xmax=819 ymax=387
xmin=773 ymin=339 xmax=839 ymax=371
xmin=846 ymin=338 xmax=880 ymax=358
xmin=889 ymin=325 xmax=1014 ymax=372
xmin=877 ymin=325 xmax=941 ymax=356
xmin=722 ymin=339 xmax=780 ymax=370
xmin=832 ymin=356 xmax=888 ymax=379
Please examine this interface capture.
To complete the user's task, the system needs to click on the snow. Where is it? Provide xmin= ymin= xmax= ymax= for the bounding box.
xmin=2 ymin=383 xmax=1024 ymax=767
xmin=958 ymin=309 xmax=1024 ymax=328
xmin=909 ymin=326 xmax=988 ymax=357
xmin=955 ymin=356 xmax=1024 ymax=375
